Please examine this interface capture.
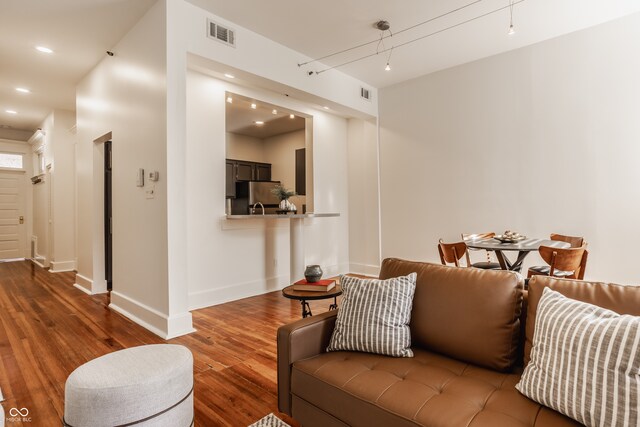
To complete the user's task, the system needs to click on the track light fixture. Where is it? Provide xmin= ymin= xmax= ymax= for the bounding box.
xmin=300 ymin=0 xmax=525 ymax=75
xmin=508 ymin=0 xmax=516 ymax=35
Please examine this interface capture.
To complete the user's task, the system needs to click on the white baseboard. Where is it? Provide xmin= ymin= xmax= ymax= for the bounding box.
xmin=187 ymin=263 xmax=351 ymax=311
xmin=73 ymin=283 xmax=93 ymax=295
xmin=349 ymin=263 xmax=380 ymax=277
xmin=50 ymin=260 xmax=76 ymax=273
xmin=188 ymin=274 xmax=288 ymax=310
xmin=31 ymin=258 xmax=46 ymax=268
xmin=74 ymin=273 xmax=101 ymax=295
xmin=109 ymin=291 xmax=195 ymax=340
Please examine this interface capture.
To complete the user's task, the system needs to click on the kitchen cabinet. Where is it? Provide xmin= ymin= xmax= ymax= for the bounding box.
xmin=225 ymin=161 xmax=236 ymax=198
xmin=226 ymin=159 xmax=272 ymax=198
xmin=236 ymin=161 xmax=254 ymax=181
xmin=255 ymin=163 xmax=271 ymax=181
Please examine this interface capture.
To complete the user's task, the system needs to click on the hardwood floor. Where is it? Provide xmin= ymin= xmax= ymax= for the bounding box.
xmin=0 ymin=260 xmax=343 ymax=426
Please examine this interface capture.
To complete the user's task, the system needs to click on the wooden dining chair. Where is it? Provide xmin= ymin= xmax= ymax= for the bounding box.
xmin=438 ymin=239 xmax=471 ymax=267
xmin=528 ymin=233 xmax=586 ymax=276
xmin=461 ymin=232 xmax=501 ymax=270
xmin=527 ymin=246 xmax=588 ymax=280
xmin=550 ymin=233 xmax=585 ymax=248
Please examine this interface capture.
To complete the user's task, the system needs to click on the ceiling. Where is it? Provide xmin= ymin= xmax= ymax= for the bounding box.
xmin=188 ymin=0 xmax=640 ymax=89
xmin=0 ymin=0 xmax=156 ymax=135
xmin=226 ymin=93 xmax=305 ymax=139
xmin=2 ymin=0 xmax=640 ymax=139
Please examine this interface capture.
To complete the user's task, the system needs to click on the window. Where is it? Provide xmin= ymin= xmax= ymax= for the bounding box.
xmin=0 ymin=153 xmax=23 ymax=169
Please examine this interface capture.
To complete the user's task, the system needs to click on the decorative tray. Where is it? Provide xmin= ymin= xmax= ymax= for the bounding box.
xmin=494 ymin=235 xmax=526 ymax=243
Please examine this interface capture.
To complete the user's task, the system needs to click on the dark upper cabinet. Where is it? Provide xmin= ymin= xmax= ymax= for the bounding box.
xmin=236 ymin=161 xmax=254 ymax=181
xmin=255 ymin=163 xmax=271 ymax=181
xmin=225 ymin=161 xmax=236 ymax=198
xmin=226 ymin=159 xmax=273 ymax=198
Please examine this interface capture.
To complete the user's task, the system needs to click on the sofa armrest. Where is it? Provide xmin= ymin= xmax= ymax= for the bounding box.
xmin=277 ymin=310 xmax=338 ymax=415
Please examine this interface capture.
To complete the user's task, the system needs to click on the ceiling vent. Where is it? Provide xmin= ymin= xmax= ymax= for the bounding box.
xmin=360 ymin=87 xmax=372 ymax=101
xmin=207 ymin=19 xmax=236 ymax=47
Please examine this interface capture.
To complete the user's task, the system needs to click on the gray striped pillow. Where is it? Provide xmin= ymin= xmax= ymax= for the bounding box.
xmin=516 ymin=287 xmax=640 ymax=427
xmin=327 ymin=273 xmax=417 ymax=357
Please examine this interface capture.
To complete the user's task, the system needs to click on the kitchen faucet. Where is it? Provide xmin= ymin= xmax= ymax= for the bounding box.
xmin=252 ymin=202 xmax=265 ymax=215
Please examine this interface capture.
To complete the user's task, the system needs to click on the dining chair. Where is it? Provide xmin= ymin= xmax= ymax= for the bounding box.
xmin=438 ymin=239 xmax=471 ymax=267
xmin=527 ymin=246 xmax=588 ymax=280
xmin=550 ymin=233 xmax=585 ymax=248
xmin=461 ymin=232 xmax=501 ymax=270
xmin=528 ymin=233 xmax=586 ymax=276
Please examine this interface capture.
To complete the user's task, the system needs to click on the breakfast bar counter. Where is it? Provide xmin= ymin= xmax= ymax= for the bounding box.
xmin=225 ymin=213 xmax=339 ymax=219
xmin=225 ymin=213 xmax=340 ymax=282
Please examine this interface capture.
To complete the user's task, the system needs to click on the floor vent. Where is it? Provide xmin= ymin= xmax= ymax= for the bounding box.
xmin=207 ymin=19 xmax=236 ymax=47
xmin=360 ymin=87 xmax=372 ymax=101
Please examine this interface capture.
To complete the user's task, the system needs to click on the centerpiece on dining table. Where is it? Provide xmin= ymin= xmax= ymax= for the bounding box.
xmin=493 ymin=230 xmax=526 ymax=243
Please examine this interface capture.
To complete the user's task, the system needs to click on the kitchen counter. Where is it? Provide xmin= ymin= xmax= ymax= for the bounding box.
xmin=224 ymin=212 xmax=340 ymax=282
xmin=225 ymin=213 xmax=340 ymax=219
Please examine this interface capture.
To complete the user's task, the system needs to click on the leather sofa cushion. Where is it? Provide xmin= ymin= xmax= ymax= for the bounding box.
xmin=292 ymin=349 xmax=580 ymax=427
xmin=525 ymin=275 xmax=640 ymax=365
xmin=379 ymin=258 xmax=523 ymax=371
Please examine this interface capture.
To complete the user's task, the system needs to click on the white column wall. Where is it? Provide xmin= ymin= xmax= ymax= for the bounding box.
xmin=347 ymin=118 xmax=381 ymax=276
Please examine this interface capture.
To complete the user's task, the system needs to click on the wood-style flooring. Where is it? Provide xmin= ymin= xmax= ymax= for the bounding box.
xmin=0 ymin=260 xmax=343 ymax=426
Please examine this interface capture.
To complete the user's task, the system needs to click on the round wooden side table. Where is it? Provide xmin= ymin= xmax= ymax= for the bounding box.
xmin=282 ymin=284 xmax=343 ymax=318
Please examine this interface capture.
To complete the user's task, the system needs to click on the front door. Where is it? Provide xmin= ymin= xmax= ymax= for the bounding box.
xmin=0 ymin=170 xmax=26 ymax=260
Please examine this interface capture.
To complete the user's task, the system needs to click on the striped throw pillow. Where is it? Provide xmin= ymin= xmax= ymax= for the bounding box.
xmin=516 ymin=287 xmax=640 ymax=427
xmin=327 ymin=273 xmax=417 ymax=357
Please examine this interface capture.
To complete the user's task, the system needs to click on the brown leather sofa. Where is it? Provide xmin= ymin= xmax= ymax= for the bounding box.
xmin=277 ymin=258 xmax=640 ymax=427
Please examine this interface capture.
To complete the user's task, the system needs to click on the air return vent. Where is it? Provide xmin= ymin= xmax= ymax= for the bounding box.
xmin=207 ymin=19 xmax=236 ymax=47
xmin=360 ymin=87 xmax=372 ymax=101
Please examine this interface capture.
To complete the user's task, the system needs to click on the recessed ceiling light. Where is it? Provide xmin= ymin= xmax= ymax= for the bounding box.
xmin=323 ymin=106 xmax=330 ymax=110
xmin=251 ymin=103 xmax=257 ymax=109
xmin=5 ymin=110 xmax=17 ymax=114
xmin=272 ymin=109 xmax=277 ymax=115
xmin=255 ymin=121 xmax=264 ymax=125
xmin=16 ymin=87 xmax=30 ymax=93
xmin=226 ymin=96 xmax=233 ymax=103
xmin=35 ymin=46 xmax=54 ymax=54
xmin=224 ymin=73 xmax=235 ymax=79
xmin=289 ymin=114 xmax=295 ymax=119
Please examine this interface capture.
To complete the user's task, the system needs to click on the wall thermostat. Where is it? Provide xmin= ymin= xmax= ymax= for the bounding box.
xmin=148 ymin=171 xmax=159 ymax=181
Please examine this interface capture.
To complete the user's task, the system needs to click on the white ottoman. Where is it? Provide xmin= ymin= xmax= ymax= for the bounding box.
xmin=64 ymin=344 xmax=193 ymax=427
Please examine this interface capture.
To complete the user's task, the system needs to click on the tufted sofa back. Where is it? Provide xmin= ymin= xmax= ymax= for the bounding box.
xmin=379 ymin=258 xmax=524 ymax=372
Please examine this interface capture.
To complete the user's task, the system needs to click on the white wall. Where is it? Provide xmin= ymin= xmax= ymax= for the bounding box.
xmin=379 ymin=12 xmax=640 ymax=284
xmin=72 ymin=0 xmax=377 ymax=339
xmin=263 ymin=129 xmax=306 ymax=208
xmin=31 ymin=113 xmax=53 ymax=263
xmin=347 ymin=119 xmax=381 ymax=276
xmin=168 ymin=0 xmax=373 ymax=312
xmin=225 ymin=133 xmax=264 ymax=162
xmin=186 ymin=70 xmax=350 ymax=309
xmin=75 ymin=0 xmax=193 ymax=338
xmin=50 ymin=109 xmax=76 ymax=272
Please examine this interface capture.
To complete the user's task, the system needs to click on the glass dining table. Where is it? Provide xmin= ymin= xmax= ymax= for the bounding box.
xmin=465 ymin=238 xmax=570 ymax=272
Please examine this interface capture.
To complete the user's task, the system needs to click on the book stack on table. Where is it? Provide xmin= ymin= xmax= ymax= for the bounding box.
xmin=292 ymin=279 xmax=336 ymax=292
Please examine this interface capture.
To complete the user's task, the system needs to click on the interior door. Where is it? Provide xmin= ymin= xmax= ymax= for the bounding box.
xmin=0 ymin=170 xmax=26 ymax=260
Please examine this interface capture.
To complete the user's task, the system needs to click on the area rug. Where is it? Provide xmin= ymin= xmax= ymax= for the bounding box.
xmin=249 ymin=413 xmax=292 ymax=427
